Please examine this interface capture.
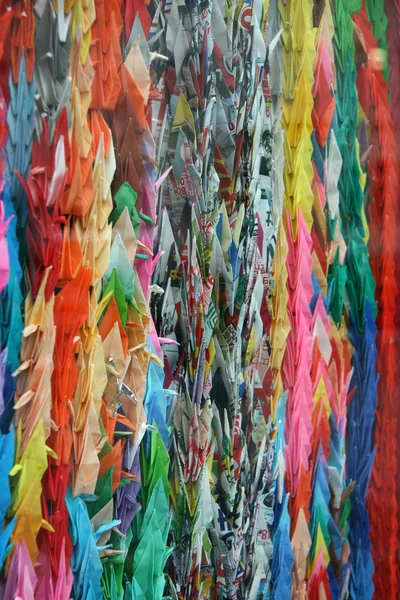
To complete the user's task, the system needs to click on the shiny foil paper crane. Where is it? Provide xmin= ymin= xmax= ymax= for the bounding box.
xmin=0 ymin=0 xmax=398 ymax=598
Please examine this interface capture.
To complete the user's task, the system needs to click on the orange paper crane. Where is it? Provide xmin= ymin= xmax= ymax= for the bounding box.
xmin=90 ymin=0 xmax=122 ymax=110
xmin=38 ymin=267 xmax=92 ymax=577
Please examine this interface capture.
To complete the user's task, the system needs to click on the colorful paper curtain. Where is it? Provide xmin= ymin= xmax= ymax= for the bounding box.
xmin=0 ymin=0 xmax=399 ymax=598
